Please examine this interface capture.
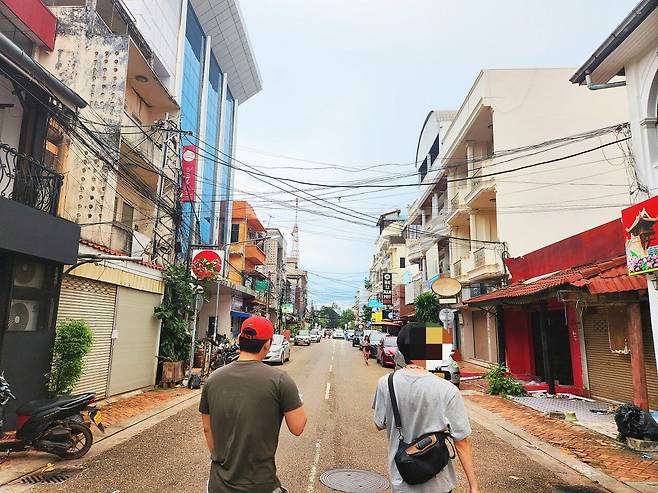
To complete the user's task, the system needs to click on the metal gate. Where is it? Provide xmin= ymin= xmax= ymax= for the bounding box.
xmin=108 ymin=287 xmax=161 ymax=396
xmin=57 ymin=276 xmax=116 ymax=398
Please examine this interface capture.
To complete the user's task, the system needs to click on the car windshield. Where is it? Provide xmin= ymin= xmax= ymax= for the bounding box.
xmin=384 ymin=337 xmax=397 ymax=347
xmin=272 ymin=335 xmax=284 ymax=345
xmin=299 ymin=330 xmax=309 ymax=336
xmin=370 ymin=332 xmax=384 ymax=342
xmin=310 ymin=329 xmax=319 ymax=335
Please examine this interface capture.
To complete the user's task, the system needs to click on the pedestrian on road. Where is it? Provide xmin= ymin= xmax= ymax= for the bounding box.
xmin=361 ymin=335 xmax=371 ymax=365
xmin=372 ymin=324 xmax=479 ymax=493
xmin=200 ymin=316 xmax=308 ymax=493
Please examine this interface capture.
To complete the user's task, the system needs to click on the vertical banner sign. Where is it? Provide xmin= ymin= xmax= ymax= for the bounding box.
xmin=382 ymin=272 xmax=393 ymax=306
xmin=181 ymin=145 xmax=197 ymax=203
xmin=622 ymin=196 xmax=658 ymax=275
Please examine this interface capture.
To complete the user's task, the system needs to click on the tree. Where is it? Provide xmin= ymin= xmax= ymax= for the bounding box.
xmin=49 ymin=319 xmax=94 ymax=395
xmin=338 ymin=309 xmax=355 ymax=328
xmin=318 ymin=305 xmax=340 ymax=328
xmin=363 ymin=277 xmax=372 ymax=290
xmin=414 ymin=292 xmax=441 ymax=323
xmin=361 ymin=304 xmax=372 ymax=322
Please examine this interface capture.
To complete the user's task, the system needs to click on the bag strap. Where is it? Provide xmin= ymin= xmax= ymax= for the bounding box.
xmin=387 ymin=372 xmax=404 ymax=441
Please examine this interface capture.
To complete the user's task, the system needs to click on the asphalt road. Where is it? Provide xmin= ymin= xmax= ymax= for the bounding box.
xmin=21 ymin=338 xmax=609 ymax=493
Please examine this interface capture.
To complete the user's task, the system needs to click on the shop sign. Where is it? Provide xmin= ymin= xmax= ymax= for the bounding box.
xmin=282 ymin=303 xmax=294 ymax=314
xmin=191 ymin=249 xmax=224 ymax=281
xmin=372 ymin=310 xmax=383 ymax=323
xmin=382 ymin=272 xmax=393 ymax=305
xmin=368 ymin=299 xmax=384 ymax=309
xmin=181 ymin=145 xmax=197 ymax=203
xmin=255 ymin=280 xmax=269 ymax=292
xmin=622 ymin=196 xmax=658 ymax=275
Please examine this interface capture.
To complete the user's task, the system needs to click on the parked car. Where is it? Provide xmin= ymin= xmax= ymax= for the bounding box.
xmin=294 ymin=330 xmax=311 ymax=346
xmin=376 ymin=336 xmax=398 ymax=367
xmin=264 ymin=334 xmax=291 ymax=364
xmin=332 ymin=329 xmax=345 ymax=339
xmin=366 ymin=331 xmax=385 ymax=358
xmin=352 ymin=329 xmax=364 ymax=347
xmin=346 ymin=330 xmax=355 ymax=341
xmin=310 ymin=329 xmax=321 ymax=343
xmin=324 ymin=328 xmax=333 ymax=338
xmin=427 ymin=352 xmax=461 ymax=388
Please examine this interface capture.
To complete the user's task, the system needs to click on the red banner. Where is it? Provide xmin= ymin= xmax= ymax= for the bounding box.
xmin=181 ymin=145 xmax=197 ymax=203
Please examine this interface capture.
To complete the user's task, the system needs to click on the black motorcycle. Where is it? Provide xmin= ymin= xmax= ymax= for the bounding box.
xmin=0 ymin=371 xmax=104 ymax=460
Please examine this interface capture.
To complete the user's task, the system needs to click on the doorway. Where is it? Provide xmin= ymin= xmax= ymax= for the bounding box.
xmin=532 ymin=309 xmax=574 ymax=386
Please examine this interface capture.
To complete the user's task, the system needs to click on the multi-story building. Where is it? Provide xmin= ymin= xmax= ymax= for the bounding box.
xmin=259 ymin=228 xmax=287 ymax=328
xmin=405 ymin=69 xmax=630 ymax=365
xmin=369 ymin=210 xmax=407 ymax=312
xmin=285 ymin=257 xmax=308 ymax=324
xmin=0 ymin=0 xmax=84 ymax=426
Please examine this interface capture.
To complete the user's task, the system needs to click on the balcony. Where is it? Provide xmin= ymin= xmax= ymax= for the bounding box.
xmin=245 ymin=244 xmax=266 ymax=265
xmin=452 ymin=256 xmax=474 ymax=283
xmin=0 ymin=143 xmax=63 ymax=215
xmin=121 ymin=112 xmax=157 ymax=166
xmin=425 ymin=212 xmax=449 ymax=237
xmin=467 ymin=246 xmax=505 ymax=281
xmin=446 ymin=188 xmax=469 ymax=226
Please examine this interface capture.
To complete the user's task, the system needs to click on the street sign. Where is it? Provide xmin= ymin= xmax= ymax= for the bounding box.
xmin=282 ymin=303 xmax=294 ymax=314
xmin=439 ymin=309 xmax=455 ymax=324
xmin=255 ymin=280 xmax=269 ymax=292
xmin=382 ymin=272 xmax=393 ymax=305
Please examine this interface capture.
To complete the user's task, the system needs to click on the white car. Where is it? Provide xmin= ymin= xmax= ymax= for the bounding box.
xmin=333 ymin=329 xmax=345 ymax=339
xmin=309 ymin=329 xmax=321 ymax=343
xmin=294 ymin=330 xmax=311 ymax=346
xmin=264 ymin=334 xmax=291 ymax=365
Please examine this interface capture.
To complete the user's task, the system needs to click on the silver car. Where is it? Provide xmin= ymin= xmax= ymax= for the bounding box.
xmin=309 ymin=329 xmax=321 ymax=343
xmin=264 ymin=334 xmax=291 ymax=365
xmin=294 ymin=329 xmax=311 ymax=346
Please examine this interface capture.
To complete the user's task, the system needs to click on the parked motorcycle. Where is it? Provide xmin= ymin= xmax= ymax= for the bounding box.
xmin=0 ymin=371 xmax=104 ymax=460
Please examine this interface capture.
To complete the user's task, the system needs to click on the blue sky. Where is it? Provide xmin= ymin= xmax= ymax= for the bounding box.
xmin=233 ymin=0 xmax=637 ymax=308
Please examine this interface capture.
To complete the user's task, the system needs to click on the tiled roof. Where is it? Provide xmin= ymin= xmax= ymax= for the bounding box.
xmin=79 ymin=239 xmax=165 ymax=271
xmin=466 ymin=256 xmax=646 ymax=304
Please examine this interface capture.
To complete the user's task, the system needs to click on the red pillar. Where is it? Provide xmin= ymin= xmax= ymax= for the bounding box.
xmin=565 ymin=304 xmax=584 ymax=392
xmin=628 ymin=303 xmax=649 ymax=411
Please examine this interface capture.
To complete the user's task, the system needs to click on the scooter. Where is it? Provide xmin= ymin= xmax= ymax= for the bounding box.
xmin=0 ymin=371 xmax=104 ymax=460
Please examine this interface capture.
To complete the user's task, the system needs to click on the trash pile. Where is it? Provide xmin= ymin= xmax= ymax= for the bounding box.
xmin=615 ymin=404 xmax=658 ymax=452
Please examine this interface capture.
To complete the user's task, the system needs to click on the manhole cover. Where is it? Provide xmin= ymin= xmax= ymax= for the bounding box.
xmin=320 ymin=469 xmax=390 ymax=493
xmin=20 ymin=468 xmax=81 ymax=485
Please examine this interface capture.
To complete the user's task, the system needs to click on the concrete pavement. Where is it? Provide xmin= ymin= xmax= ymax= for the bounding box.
xmin=10 ymin=338 xmax=617 ymax=492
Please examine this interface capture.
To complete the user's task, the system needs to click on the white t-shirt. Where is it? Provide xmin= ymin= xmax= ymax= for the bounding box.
xmin=372 ymin=370 xmax=471 ymax=493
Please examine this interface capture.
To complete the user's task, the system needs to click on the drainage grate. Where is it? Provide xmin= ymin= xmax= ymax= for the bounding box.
xmin=320 ymin=469 xmax=390 ymax=493
xmin=555 ymin=486 xmax=608 ymax=493
xmin=20 ymin=468 xmax=81 ymax=485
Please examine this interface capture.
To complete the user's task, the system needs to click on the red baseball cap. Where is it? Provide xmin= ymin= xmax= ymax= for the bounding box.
xmin=240 ymin=316 xmax=274 ymax=341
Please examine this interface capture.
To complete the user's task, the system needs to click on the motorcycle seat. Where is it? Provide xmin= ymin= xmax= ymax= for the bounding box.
xmin=16 ymin=393 xmax=95 ymax=416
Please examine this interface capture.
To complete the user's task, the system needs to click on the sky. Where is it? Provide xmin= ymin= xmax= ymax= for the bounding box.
xmin=233 ymin=0 xmax=637 ymax=308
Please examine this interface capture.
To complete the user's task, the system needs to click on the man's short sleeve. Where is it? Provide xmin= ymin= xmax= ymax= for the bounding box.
xmin=445 ymin=390 xmax=471 ymax=440
xmin=372 ymin=378 xmax=387 ymax=429
xmin=199 ymin=381 xmax=209 ymax=414
xmin=279 ymin=372 xmax=302 ymax=413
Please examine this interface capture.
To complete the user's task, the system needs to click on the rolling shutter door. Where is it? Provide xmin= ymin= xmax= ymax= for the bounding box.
xmin=473 ymin=311 xmax=490 ymax=362
xmin=108 ymin=287 xmax=161 ymax=396
xmin=583 ymin=312 xmax=634 ymax=404
xmin=641 ymin=306 xmax=658 ymax=409
xmin=57 ymin=276 xmax=116 ymax=398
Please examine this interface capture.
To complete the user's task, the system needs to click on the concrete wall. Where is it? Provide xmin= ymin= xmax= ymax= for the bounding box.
xmin=122 ymin=0 xmax=181 ymax=93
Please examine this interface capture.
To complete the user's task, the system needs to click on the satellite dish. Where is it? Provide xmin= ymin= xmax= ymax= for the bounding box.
xmin=431 ymin=277 xmax=462 ymax=297
xmin=439 ymin=308 xmax=455 ymax=324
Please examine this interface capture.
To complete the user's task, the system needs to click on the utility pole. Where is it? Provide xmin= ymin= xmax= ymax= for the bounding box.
xmin=265 ymin=270 xmax=272 ymax=323
xmin=152 ymin=118 xmax=170 ymax=259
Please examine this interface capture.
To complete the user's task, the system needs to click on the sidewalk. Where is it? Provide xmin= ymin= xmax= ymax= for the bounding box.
xmin=0 ymin=386 xmax=198 ymax=486
xmin=463 ymin=389 xmax=658 ymax=489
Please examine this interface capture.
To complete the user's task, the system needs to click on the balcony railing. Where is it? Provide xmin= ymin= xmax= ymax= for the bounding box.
xmin=471 ymin=167 xmax=482 ymax=188
xmin=0 ymin=143 xmax=63 ymax=215
xmin=454 ymin=259 xmax=462 ymax=277
xmin=474 ymin=247 xmax=487 ymax=268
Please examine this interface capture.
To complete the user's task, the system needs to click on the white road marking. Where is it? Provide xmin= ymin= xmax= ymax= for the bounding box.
xmin=306 ymin=439 xmax=322 ymax=492
xmin=325 ymin=382 xmax=331 ymax=400
xmin=331 ymin=355 xmax=334 ymax=362
xmin=329 ymin=365 xmax=332 ymax=373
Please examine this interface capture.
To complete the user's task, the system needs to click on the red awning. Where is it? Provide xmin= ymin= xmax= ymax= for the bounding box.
xmin=466 ymin=256 xmax=646 ymax=305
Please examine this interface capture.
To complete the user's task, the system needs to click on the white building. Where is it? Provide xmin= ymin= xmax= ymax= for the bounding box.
xmin=405 ymin=68 xmax=630 ymax=364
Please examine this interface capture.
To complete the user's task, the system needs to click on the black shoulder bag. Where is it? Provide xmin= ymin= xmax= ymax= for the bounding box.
xmin=388 ymin=372 xmax=455 ymax=485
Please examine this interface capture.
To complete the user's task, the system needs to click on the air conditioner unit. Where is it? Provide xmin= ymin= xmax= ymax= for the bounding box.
xmin=8 ymin=299 xmax=40 ymax=331
xmin=13 ymin=261 xmax=44 ymax=288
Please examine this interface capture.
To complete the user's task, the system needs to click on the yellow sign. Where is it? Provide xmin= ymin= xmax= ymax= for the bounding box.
xmin=372 ymin=311 xmax=383 ymax=323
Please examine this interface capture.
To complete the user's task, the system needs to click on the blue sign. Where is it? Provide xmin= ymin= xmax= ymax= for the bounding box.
xmin=368 ymin=299 xmax=384 ymax=309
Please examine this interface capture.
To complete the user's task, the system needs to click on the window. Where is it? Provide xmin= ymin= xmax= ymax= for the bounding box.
xmin=399 ymin=257 xmax=406 ymax=269
xmin=121 ymin=202 xmax=135 ymax=228
xmin=230 ymin=223 xmax=240 ymax=244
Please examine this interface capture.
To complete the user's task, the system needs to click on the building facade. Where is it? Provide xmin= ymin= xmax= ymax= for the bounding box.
xmin=0 ymin=0 xmax=83 ymax=427
xmin=259 ymin=228 xmax=287 ymax=329
xmin=404 ymin=69 xmax=630 ymax=365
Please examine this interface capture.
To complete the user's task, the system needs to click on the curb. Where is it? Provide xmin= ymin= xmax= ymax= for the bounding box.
xmin=465 ymin=398 xmax=644 ymax=493
xmin=1 ymin=390 xmax=201 ymax=488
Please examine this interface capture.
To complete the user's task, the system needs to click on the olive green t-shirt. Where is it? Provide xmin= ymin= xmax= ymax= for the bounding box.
xmin=199 ymin=360 xmax=302 ymax=493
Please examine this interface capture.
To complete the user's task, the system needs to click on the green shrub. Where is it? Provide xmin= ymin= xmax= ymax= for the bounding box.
xmin=414 ymin=292 xmax=441 ymax=323
xmin=49 ymin=319 xmax=94 ymax=395
xmin=484 ymin=363 xmax=527 ymax=397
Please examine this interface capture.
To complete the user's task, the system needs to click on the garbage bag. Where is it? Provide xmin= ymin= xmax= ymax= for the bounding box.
xmin=188 ymin=373 xmax=201 ymax=390
xmin=615 ymin=403 xmax=658 ymax=441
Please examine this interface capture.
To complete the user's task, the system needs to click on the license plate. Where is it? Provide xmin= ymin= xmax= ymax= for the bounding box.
xmin=91 ymin=410 xmax=103 ymax=425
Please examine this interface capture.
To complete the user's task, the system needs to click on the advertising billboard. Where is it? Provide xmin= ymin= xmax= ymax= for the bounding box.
xmin=191 ymin=249 xmax=224 ymax=281
xmin=181 ymin=145 xmax=197 ymax=203
xmin=622 ymin=197 xmax=658 ymax=275
xmin=382 ymin=272 xmax=393 ymax=305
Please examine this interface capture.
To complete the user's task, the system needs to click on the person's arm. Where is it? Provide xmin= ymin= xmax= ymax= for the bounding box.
xmin=284 ymin=405 xmax=307 ymax=436
xmin=372 ymin=378 xmax=387 ymax=431
xmin=201 ymin=413 xmax=214 ymax=454
xmin=454 ymin=437 xmax=478 ymax=493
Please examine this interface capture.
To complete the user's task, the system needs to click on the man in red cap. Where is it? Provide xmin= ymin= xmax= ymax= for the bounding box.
xmin=200 ymin=316 xmax=307 ymax=493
